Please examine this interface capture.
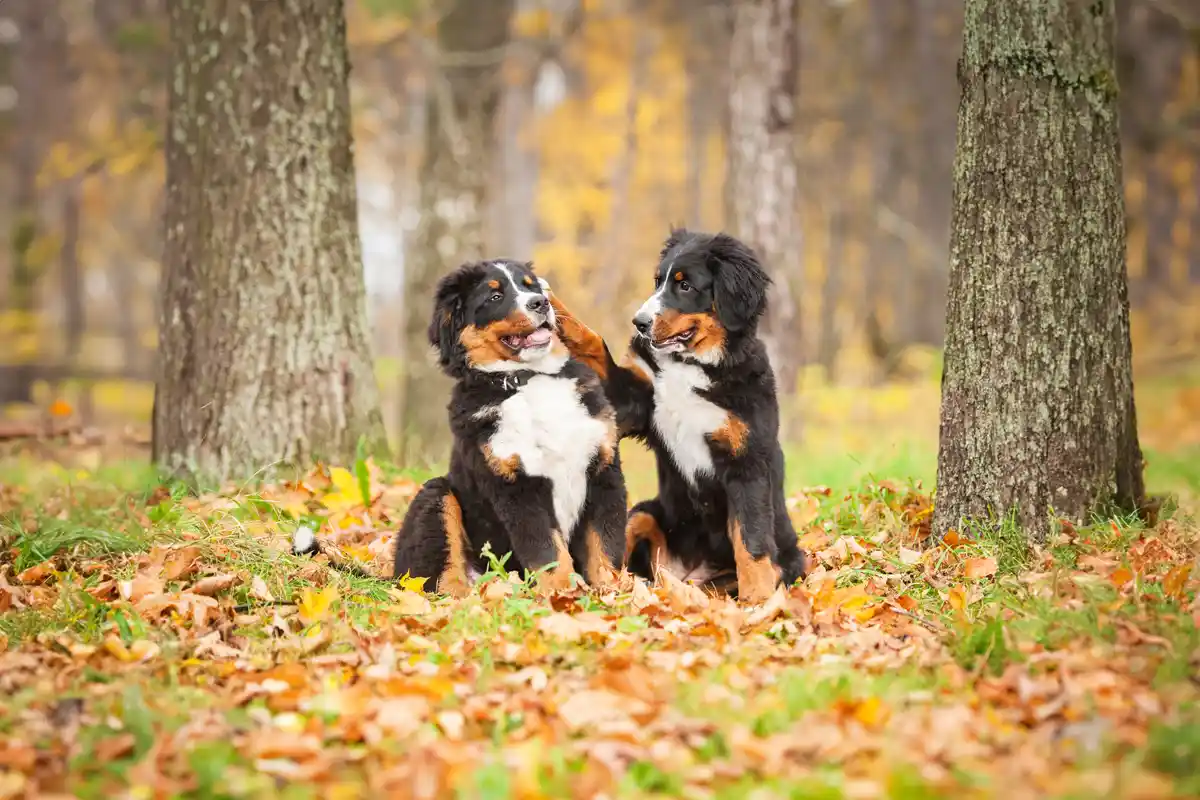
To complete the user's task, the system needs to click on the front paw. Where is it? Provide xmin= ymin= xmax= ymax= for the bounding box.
xmin=535 ymin=565 xmax=578 ymax=595
xmin=436 ymin=570 xmax=473 ymax=599
xmin=736 ymin=564 xmax=779 ymax=605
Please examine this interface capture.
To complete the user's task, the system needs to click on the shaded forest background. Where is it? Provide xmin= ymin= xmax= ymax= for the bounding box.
xmin=1 ymin=0 xmax=1198 ymax=475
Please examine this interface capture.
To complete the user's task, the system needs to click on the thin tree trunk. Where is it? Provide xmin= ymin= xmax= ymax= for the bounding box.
xmin=494 ymin=0 xmax=539 ymax=260
xmin=910 ymin=0 xmax=957 ymax=348
xmin=155 ymin=0 xmax=387 ymax=484
xmin=816 ymin=203 xmax=844 ymax=380
xmin=934 ymin=0 xmax=1144 ymax=543
xmin=684 ymin=4 xmax=729 ymax=229
xmin=1143 ymin=158 xmax=1176 ymax=293
xmin=727 ymin=0 xmax=801 ymax=396
xmin=399 ymin=0 xmax=515 ymax=466
xmin=598 ymin=25 xmax=650 ymax=309
xmin=59 ymin=179 xmax=91 ymax=421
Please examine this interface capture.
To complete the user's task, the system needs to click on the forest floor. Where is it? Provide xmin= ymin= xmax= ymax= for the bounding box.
xmin=0 ymin=369 xmax=1198 ymax=799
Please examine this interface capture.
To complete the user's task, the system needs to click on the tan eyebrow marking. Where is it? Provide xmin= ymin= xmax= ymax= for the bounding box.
xmin=488 ymin=280 xmax=500 ymax=289
xmin=674 ymin=271 xmax=684 ymax=281
xmin=523 ymin=276 xmax=533 ymax=286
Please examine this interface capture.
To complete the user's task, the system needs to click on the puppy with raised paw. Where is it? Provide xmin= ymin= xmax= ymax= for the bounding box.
xmin=550 ymin=229 xmax=806 ymax=603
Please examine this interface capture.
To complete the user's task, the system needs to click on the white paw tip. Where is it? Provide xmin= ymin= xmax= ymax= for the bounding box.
xmin=292 ymin=525 xmax=316 ymax=554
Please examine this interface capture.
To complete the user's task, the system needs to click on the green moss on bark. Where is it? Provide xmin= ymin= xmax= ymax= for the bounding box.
xmin=154 ymin=0 xmax=387 ymax=485
xmin=934 ymin=0 xmax=1144 ymax=543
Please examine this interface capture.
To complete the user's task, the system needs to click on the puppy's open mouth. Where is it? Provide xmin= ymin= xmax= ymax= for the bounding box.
xmin=501 ymin=322 xmax=553 ymax=352
xmin=652 ymin=328 xmax=696 ymax=348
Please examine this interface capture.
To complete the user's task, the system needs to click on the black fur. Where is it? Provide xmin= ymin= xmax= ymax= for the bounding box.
xmin=395 ymin=260 xmax=628 ymax=591
xmin=563 ymin=229 xmax=806 ymax=599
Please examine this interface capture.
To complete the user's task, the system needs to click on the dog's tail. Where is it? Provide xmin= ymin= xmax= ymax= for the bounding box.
xmin=291 ymin=525 xmax=381 ymax=581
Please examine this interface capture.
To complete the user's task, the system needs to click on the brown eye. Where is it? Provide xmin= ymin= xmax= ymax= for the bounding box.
xmin=679 ymin=280 xmax=692 ymax=292
xmin=489 ymin=293 xmax=503 ymax=303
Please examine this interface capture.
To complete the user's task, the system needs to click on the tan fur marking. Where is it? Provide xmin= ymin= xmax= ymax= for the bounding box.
xmin=460 ymin=313 xmax=541 ymax=367
xmin=710 ymin=412 xmax=749 ymax=456
xmin=625 ymin=511 xmax=668 ymax=578
xmin=488 ymin=279 xmax=500 ymax=289
xmin=619 ymin=351 xmax=652 ymax=385
xmin=674 ymin=271 xmax=684 ymax=281
xmin=730 ymin=518 xmax=779 ymax=604
xmin=523 ymin=275 xmax=533 ymax=286
xmin=536 ymin=531 xmax=576 ymax=593
xmin=649 ymin=309 xmax=699 ymax=344
xmin=690 ymin=313 xmax=727 ymax=359
xmin=599 ymin=410 xmax=618 ymax=467
xmin=436 ymin=494 xmax=471 ymax=598
xmin=482 ymin=443 xmax=521 ymax=482
xmin=648 ymin=309 xmax=726 ymax=360
xmin=584 ymin=527 xmax=619 ymax=589
xmin=547 ymin=293 xmax=608 ymax=379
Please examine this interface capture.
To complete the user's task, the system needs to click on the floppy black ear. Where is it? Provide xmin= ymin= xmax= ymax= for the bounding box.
xmin=427 ymin=265 xmax=483 ymax=376
xmin=709 ymin=233 xmax=770 ymax=334
xmin=659 ymin=225 xmax=691 ymax=262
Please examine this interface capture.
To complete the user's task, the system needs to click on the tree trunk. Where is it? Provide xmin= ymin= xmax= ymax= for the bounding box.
xmin=398 ymin=0 xmax=515 ymax=467
xmin=154 ymin=0 xmax=386 ymax=484
xmin=726 ymin=0 xmax=801 ymax=396
xmin=816 ymin=203 xmax=844 ymax=380
xmin=684 ymin=3 xmax=729 ymax=230
xmin=598 ymin=24 xmax=651 ymax=309
xmin=934 ymin=0 xmax=1144 ymax=543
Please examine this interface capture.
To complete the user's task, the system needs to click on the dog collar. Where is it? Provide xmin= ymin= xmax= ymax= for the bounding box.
xmin=469 ymin=370 xmax=538 ymax=393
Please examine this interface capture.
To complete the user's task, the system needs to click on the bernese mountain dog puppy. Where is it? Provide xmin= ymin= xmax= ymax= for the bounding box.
xmin=550 ymin=229 xmax=807 ymax=603
xmin=386 ymin=259 xmax=627 ymax=596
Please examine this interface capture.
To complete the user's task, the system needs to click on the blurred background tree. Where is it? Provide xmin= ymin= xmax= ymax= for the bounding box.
xmin=1 ymin=0 xmax=1197 ymax=478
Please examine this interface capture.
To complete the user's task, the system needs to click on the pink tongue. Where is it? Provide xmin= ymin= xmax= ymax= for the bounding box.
xmin=524 ymin=328 xmax=552 ymax=347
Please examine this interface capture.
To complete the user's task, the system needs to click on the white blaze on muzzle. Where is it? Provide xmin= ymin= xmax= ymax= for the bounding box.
xmin=498 ymin=262 xmax=555 ymax=329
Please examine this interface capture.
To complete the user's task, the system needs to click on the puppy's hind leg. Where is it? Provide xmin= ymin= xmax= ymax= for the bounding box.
xmin=624 ymin=499 xmax=669 ymax=583
xmin=393 ymin=477 xmax=473 ymax=598
xmin=573 ymin=463 xmax=628 ymax=590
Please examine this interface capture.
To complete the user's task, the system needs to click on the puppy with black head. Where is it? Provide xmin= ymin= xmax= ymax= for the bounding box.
xmin=397 ymin=259 xmax=627 ymax=595
xmin=295 ymin=260 xmax=627 ymax=596
xmin=550 ymin=229 xmax=806 ymax=603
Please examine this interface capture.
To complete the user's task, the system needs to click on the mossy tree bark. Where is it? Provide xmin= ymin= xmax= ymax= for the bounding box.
xmin=398 ymin=0 xmax=514 ymax=467
xmin=154 ymin=0 xmax=387 ymax=484
xmin=727 ymin=0 xmax=801 ymax=396
xmin=934 ymin=0 xmax=1144 ymax=543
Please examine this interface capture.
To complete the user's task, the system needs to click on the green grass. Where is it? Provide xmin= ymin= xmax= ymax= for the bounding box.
xmin=1 ymin=442 xmax=1199 ymax=798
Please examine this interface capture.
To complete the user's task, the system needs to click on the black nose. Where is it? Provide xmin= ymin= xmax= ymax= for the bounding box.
xmin=633 ymin=313 xmax=652 ymax=335
xmin=526 ymin=295 xmax=548 ymax=314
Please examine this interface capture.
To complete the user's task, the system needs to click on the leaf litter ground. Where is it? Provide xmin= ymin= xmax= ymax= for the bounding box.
xmin=1 ymin=456 xmax=1198 ymax=800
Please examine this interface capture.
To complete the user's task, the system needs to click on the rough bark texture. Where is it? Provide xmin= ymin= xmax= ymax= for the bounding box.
xmin=934 ymin=0 xmax=1144 ymax=542
xmin=399 ymin=0 xmax=514 ymax=466
xmin=155 ymin=0 xmax=386 ymax=484
xmin=727 ymin=0 xmax=801 ymax=395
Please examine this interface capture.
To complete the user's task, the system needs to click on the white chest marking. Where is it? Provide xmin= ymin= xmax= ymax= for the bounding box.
xmin=650 ymin=358 xmax=727 ymax=486
xmin=484 ymin=375 xmax=608 ymax=537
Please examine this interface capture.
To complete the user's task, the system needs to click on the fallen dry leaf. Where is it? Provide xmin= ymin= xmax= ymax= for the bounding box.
xmin=298 ymin=585 xmax=339 ymax=625
xmin=191 ymin=572 xmax=240 ymax=597
xmin=15 ymin=564 xmax=52 ymax=585
xmin=250 ymin=574 xmax=275 ymax=603
xmin=1110 ymin=567 xmax=1134 ymax=588
xmin=1162 ymin=564 xmax=1191 ymax=602
xmin=163 ymin=546 xmax=203 ymax=581
xmin=388 ymin=588 xmax=432 ymax=616
xmin=537 ymin=611 xmax=612 ymax=642
xmin=963 ymin=557 xmax=998 ymax=579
